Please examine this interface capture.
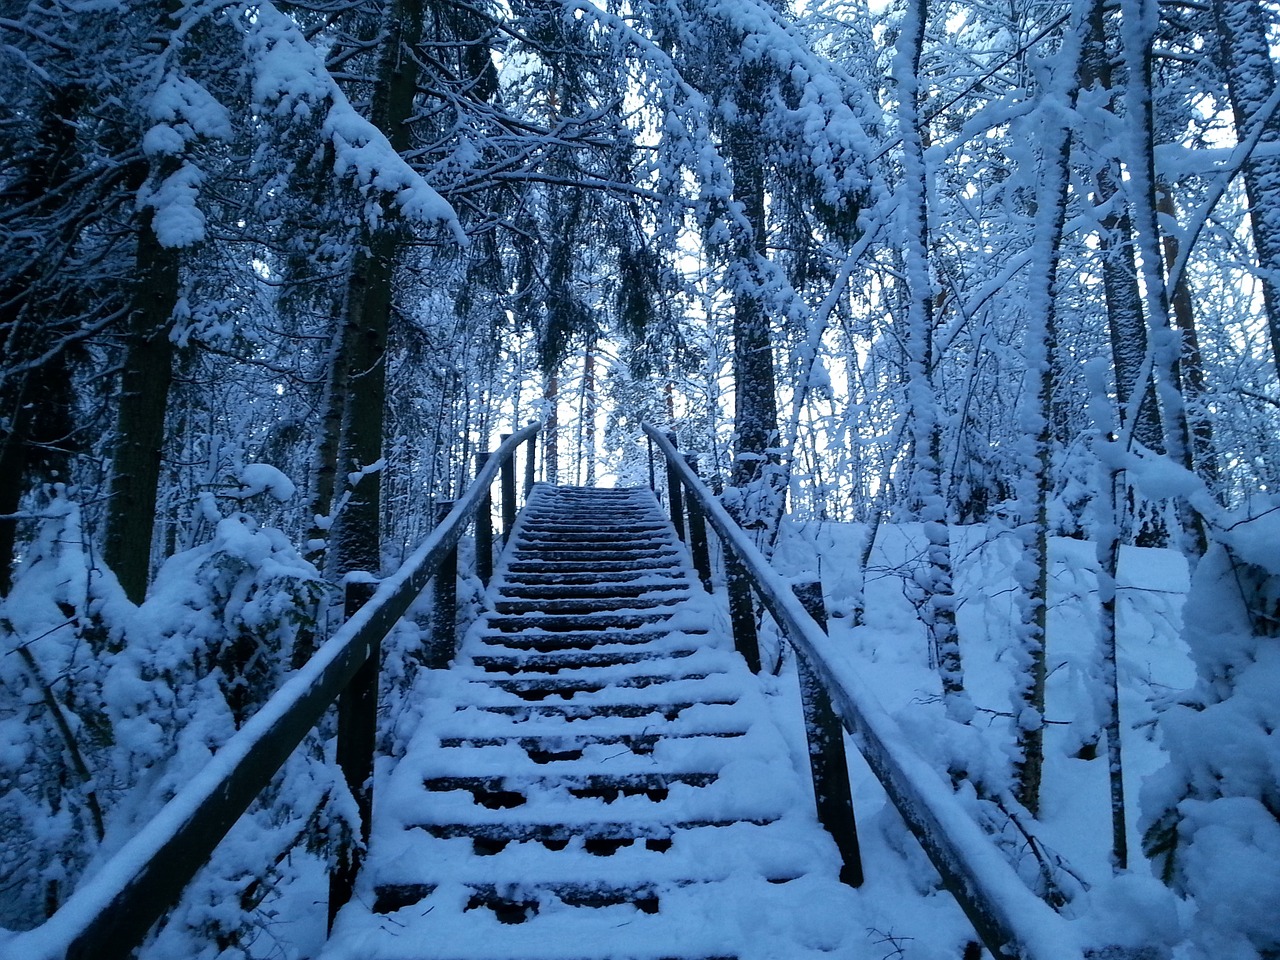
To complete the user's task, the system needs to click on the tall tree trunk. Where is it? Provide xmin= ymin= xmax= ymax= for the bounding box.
xmin=582 ymin=341 xmax=597 ymax=487
xmin=1119 ymin=0 xmax=1205 ymax=556
xmin=329 ymin=0 xmax=424 ymax=579
xmin=1009 ymin=0 xmax=1091 ymax=815
xmin=1157 ymin=185 xmax=1219 ymax=488
xmin=726 ymin=64 xmax=782 ymax=536
xmin=308 ymin=321 xmax=349 ymax=562
xmin=1085 ymin=361 xmax=1130 ymax=871
xmin=1081 ymin=1 xmax=1164 ymax=454
xmin=1212 ymin=0 xmax=1280 ymax=377
xmin=102 ymin=197 xmax=181 ymax=604
xmin=895 ymin=0 xmax=969 ymax=722
xmin=543 ymin=370 xmax=559 ymax=485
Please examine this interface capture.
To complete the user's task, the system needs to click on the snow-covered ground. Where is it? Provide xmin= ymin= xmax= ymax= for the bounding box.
xmin=772 ymin=520 xmax=1198 ymax=956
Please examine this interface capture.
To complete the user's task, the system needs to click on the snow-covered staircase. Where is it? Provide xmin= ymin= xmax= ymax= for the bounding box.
xmin=322 ymin=484 xmax=863 ymax=960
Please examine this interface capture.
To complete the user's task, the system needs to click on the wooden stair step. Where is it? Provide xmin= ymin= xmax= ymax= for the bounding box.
xmin=435 ymin=730 xmax=746 ymax=758
xmin=469 ymin=648 xmax=697 ymax=674
xmin=477 ymin=630 xmax=706 ymax=652
xmin=484 ymin=612 xmax=678 ymax=633
xmin=497 ymin=582 xmax=687 ymax=599
xmin=422 ymin=773 xmax=719 ymax=809
xmin=473 ymin=700 xmax=738 ymax=721
xmin=492 ymin=596 xmax=685 ymax=615
xmin=505 ymin=557 xmax=680 ymax=573
xmin=510 ymin=551 xmax=680 ymax=567
xmin=480 ymin=674 xmax=711 ymax=701
xmin=513 ymin=528 xmax=670 ymax=543
xmin=371 ymin=878 xmax=765 ymax=922
xmin=413 ymin=818 xmax=772 ymax=846
xmin=499 ymin=570 xmax=684 ymax=587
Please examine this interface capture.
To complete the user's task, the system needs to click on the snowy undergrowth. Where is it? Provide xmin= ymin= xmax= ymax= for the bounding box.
xmin=1139 ymin=504 xmax=1280 ymax=960
xmin=0 ymin=479 xmax=351 ymax=958
xmin=775 ymin=518 xmax=1200 ymax=955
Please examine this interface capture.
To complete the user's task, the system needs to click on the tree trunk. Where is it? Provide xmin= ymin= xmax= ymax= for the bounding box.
xmin=582 ymin=341 xmax=597 ymax=487
xmin=1212 ymin=0 xmax=1280 ymax=377
xmin=1008 ymin=0 xmax=1091 ymax=815
xmin=543 ymin=370 xmax=560 ymax=485
xmin=725 ymin=64 xmax=782 ymax=536
xmin=307 ymin=321 xmax=349 ymax=562
xmin=894 ymin=0 xmax=969 ymax=722
xmin=1119 ymin=0 xmax=1205 ymax=555
xmin=1081 ymin=1 xmax=1164 ymax=454
xmin=102 ymin=198 xmax=181 ymax=604
xmin=1157 ymin=185 xmax=1218 ymax=488
xmin=329 ymin=0 xmax=424 ymax=580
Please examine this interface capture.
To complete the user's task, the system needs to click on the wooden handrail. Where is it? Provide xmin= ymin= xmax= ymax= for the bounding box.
xmin=642 ymin=424 xmax=1083 ymax=960
xmin=8 ymin=423 xmax=541 ymax=960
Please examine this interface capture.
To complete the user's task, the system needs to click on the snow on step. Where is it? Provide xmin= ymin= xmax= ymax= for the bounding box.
xmin=322 ymin=485 xmax=869 ymax=960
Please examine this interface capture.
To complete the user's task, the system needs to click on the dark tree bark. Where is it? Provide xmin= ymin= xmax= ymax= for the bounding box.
xmin=1081 ymin=2 xmax=1164 ymax=453
xmin=1213 ymin=0 xmax=1280 ymax=376
xmin=543 ymin=371 xmax=560 ymax=485
xmin=102 ymin=195 xmax=181 ymax=604
xmin=1157 ymin=185 xmax=1219 ymax=488
xmin=725 ymin=63 xmax=782 ymax=533
xmin=329 ymin=0 xmax=424 ymax=580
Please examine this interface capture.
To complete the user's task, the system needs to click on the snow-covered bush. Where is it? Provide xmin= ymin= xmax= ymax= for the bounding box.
xmin=1141 ymin=506 xmax=1280 ymax=960
xmin=1 ymin=477 xmax=340 ymax=953
xmin=0 ymin=490 xmax=112 ymax=929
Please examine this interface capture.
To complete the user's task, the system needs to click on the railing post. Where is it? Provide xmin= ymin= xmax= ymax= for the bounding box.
xmin=475 ymin=452 xmax=493 ymax=587
xmin=648 ymin=434 xmax=656 ymax=493
xmin=523 ymin=430 xmax=537 ymax=499
xmin=665 ymin=430 xmax=686 ymax=542
xmin=684 ymin=454 xmax=713 ymax=592
xmin=329 ymin=578 xmax=379 ymax=928
xmin=429 ymin=501 xmax=458 ymax=669
xmin=724 ymin=548 xmax=761 ymax=673
xmin=791 ymin=578 xmax=863 ymax=887
xmin=500 ymin=433 xmax=517 ymax=542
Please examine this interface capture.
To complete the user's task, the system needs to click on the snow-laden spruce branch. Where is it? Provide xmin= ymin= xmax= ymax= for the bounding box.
xmin=237 ymin=2 xmax=464 ymax=240
xmin=566 ymin=0 xmax=870 ymax=311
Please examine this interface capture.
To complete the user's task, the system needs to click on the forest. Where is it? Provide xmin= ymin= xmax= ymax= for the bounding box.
xmin=1 ymin=0 xmax=1278 ymax=957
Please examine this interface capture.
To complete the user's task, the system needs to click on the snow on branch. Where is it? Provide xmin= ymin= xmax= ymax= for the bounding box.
xmin=238 ymin=2 xmax=464 ymax=240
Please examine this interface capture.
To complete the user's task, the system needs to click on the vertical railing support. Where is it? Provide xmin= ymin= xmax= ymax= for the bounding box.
xmin=684 ymin=454 xmax=713 ymax=592
xmin=523 ymin=429 xmax=537 ymax=498
xmin=791 ymin=578 xmax=863 ymax=887
xmin=429 ymin=501 xmax=458 ymax=669
xmin=724 ymin=549 xmax=761 ymax=673
xmin=665 ymin=430 xmax=686 ymax=542
xmin=500 ymin=433 xmax=517 ymax=543
xmin=329 ymin=578 xmax=379 ymax=928
xmin=475 ymin=452 xmax=494 ymax=587
xmin=648 ymin=434 xmax=657 ymax=493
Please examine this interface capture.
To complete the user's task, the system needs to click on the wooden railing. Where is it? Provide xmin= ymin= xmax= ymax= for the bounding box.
xmin=643 ymin=424 xmax=1095 ymax=960
xmin=10 ymin=423 xmax=541 ymax=960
